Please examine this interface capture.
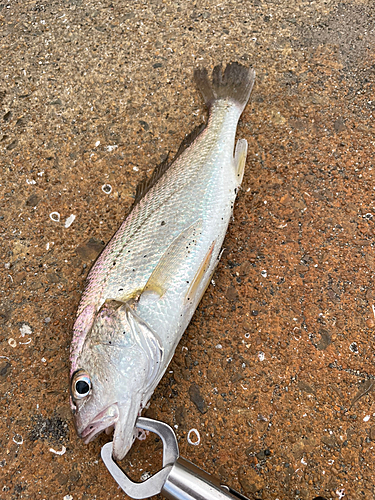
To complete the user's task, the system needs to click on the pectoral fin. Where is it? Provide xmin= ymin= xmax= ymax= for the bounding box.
xmin=185 ymin=240 xmax=216 ymax=304
xmin=125 ymin=304 xmax=163 ymax=387
xmin=234 ymin=138 xmax=248 ymax=185
xmin=143 ymin=219 xmax=203 ymax=297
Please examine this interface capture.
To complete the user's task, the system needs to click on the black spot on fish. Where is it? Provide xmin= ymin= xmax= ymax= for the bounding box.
xmin=161 ymin=221 xmax=166 ymax=226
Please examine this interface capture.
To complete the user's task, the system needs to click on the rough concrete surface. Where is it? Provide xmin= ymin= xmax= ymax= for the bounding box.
xmin=1 ymin=1 xmax=375 ymax=499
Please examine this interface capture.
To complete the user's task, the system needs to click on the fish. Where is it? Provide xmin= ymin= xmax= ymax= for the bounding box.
xmin=69 ymin=62 xmax=255 ymax=460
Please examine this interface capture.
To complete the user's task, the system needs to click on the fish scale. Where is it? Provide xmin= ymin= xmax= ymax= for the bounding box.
xmin=70 ymin=63 xmax=255 ymax=460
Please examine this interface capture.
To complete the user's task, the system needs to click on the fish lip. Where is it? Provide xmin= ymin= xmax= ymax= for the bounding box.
xmin=80 ymin=403 xmax=119 ymax=443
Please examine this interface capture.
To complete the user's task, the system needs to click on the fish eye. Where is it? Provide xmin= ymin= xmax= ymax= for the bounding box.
xmin=72 ymin=370 xmax=92 ymax=399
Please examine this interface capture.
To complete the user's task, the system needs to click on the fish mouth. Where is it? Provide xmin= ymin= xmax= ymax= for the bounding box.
xmin=79 ymin=400 xmax=139 ymax=460
xmin=81 ymin=403 xmax=120 ymax=443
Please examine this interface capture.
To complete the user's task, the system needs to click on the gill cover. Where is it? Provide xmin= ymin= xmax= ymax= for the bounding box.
xmin=70 ymin=300 xmax=164 ymax=459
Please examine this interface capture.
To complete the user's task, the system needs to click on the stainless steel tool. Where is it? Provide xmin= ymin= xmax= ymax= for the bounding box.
xmin=101 ymin=416 xmax=251 ymax=500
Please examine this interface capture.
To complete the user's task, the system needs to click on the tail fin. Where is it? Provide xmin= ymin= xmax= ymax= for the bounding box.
xmin=194 ymin=62 xmax=255 ymax=112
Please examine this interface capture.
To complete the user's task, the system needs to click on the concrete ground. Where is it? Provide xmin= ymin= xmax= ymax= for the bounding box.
xmin=1 ymin=1 xmax=375 ymax=499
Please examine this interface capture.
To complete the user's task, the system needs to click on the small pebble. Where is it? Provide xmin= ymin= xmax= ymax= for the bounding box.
xmin=19 ymin=324 xmax=32 ymax=336
xmin=64 ymin=214 xmax=76 ymax=228
xmin=258 ymin=352 xmax=265 ymax=362
xmin=366 ymin=318 xmax=374 ymax=328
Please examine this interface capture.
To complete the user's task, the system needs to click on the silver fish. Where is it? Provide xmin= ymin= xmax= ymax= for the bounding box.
xmin=70 ymin=63 xmax=255 ymax=460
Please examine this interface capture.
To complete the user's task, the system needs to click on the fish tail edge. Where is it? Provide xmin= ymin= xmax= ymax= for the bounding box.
xmin=194 ymin=62 xmax=255 ymax=111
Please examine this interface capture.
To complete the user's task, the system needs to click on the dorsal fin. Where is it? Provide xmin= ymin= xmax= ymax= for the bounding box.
xmin=130 ymin=122 xmax=206 ymax=209
xmin=174 ymin=122 xmax=206 ymax=158
xmin=131 ymin=154 xmax=171 ymax=207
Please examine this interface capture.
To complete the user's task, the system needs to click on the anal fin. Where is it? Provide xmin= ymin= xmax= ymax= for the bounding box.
xmin=185 ymin=240 xmax=215 ymax=304
xmin=234 ymin=138 xmax=248 ymax=185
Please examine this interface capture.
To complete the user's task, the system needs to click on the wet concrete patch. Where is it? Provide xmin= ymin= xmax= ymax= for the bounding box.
xmin=1 ymin=0 xmax=375 ymax=499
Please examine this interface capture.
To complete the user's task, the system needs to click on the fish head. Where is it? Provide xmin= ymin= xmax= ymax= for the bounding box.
xmin=70 ymin=300 xmax=163 ymax=460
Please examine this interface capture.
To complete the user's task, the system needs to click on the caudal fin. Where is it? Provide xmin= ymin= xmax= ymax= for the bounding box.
xmin=194 ymin=62 xmax=255 ymax=112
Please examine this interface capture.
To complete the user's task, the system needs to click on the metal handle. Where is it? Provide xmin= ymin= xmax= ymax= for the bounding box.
xmin=101 ymin=417 xmax=250 ymax=500
xmin=162 ymin=457 xmax=250 ymax=500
